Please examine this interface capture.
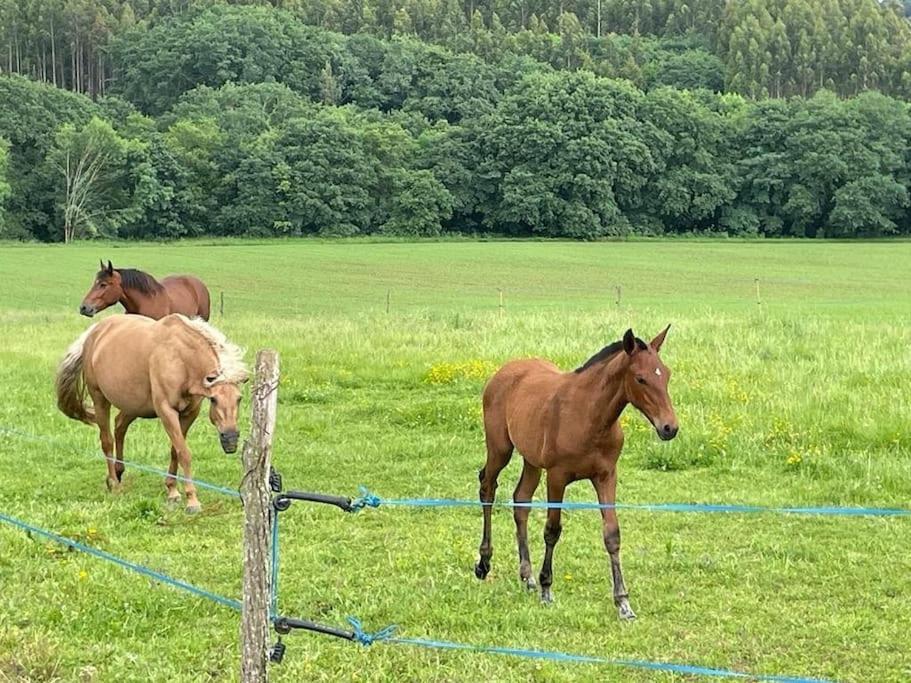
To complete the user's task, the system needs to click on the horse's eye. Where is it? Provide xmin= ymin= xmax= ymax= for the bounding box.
xmin=635 ymin=377 xmax=647 ymax=385
xmin=98 ymin=283 xmax=107 ymax=289
xmin=211 ymin=397 xmax=218 ymax=405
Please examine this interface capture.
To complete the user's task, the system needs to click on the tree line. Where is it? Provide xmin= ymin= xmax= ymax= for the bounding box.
xmin=4 ymin=0 xmax=911 ymax=102
xmin=1 ymin=4 xmax=910 ymax=241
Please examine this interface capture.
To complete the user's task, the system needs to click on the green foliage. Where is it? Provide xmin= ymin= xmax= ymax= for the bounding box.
xmin=0 ymin=137 xmax=10 ymax=236
xmin=380 ymin=168 xmax=453 ymax=235
xmin=0 ymin=76 xmax=99 ymax=240
xmin=44 ymin=116 xmax=142 ymax=242
xmin=474 ymin=72 xmax=647 ymax=238
xmin=5 ymin=0 xmax=911 ymax=102
xmin=3 ymin=3 xmax=911 ymax=241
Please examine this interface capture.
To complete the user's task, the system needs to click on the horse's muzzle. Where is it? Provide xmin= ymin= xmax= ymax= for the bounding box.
xmin=220 ymin=430 xmax=239 ymax=454
xmin=658 ymin=423 xmax=679 ymax=441
xmin=79 ymin=304 xmax=96 ymax=317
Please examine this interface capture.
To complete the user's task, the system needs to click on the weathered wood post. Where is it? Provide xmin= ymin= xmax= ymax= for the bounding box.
xmin=241 ymin=349 xmax=280 ymax=683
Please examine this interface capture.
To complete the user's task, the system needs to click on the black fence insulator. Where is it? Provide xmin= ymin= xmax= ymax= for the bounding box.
xmin=273 ymin=616 xmax=355 ymax=642
xmin=273 ymin=491 xmax=354 ymax=513
xmin=269 ymin=467 xmax=283 ymax=493
xmin=269 ymin=638 xmax=287 ymax=664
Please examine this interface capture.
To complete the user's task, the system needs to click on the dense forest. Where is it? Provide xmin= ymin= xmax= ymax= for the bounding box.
xmin=2 ymin=0 xmax=911 ymax=240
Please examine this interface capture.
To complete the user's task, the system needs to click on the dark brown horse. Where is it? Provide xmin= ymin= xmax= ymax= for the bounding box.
xmin=475 ymin=327 xmax=678 ymax=620
xmin=79 ymin=260 xmax=211 ymax=321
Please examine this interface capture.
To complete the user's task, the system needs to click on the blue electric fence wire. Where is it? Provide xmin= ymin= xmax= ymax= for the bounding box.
xmin=0 ymin=425 xmax=241 ymax=499
xmin=0 ymin=511 xmax=242 ymax=612
xmin=349 ymin=488 xmax=910 ymax=517
xmin=344 ymin=618 xmax=832 ymax=682
xmin=270 ymin=511 xmax=280 ymax=620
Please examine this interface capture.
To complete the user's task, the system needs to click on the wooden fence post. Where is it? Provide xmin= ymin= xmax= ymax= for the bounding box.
xmin=241 ymin=349 xmax=280 ymax=683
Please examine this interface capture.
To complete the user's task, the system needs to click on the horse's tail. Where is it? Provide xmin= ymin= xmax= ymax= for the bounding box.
xmin=55 ymin=325 xmax=96 ymax=424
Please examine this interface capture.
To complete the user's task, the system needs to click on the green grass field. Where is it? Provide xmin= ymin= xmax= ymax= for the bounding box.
xmin=0 ymin=240 xmax=909 ymax=682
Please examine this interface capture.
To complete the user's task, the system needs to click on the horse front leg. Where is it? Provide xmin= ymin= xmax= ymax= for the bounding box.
xmin=165 ymin=446 xmax=180 ymax=507
xmin=539 ymin=472 xmax=567 ymax=604
xmin=164 ymin=405 xmax=201 ymax=507
xmin=592 ymin=469 xmax=635 ymax=620
xmin=158 ymin=404 xmax=200 ymax=513
xmin=475 ymin=442 xmax=513 ymax=580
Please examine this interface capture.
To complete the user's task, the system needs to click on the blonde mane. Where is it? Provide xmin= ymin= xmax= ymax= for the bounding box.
xmin=176 ymin=315 xmax=249 ymax=384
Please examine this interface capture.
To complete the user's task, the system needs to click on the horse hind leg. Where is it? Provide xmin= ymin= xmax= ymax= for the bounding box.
xmin=113 ymin=412 xmax=136 ymax=483
xmin=475 ymin=428 xmax=514 ymax=580
xmin=90 ymin=390 xmax=118 ymax=492
xmin=513 ymin=461 xmax=541 ymax=591
xmin=538 ymin=472 xmax=568 ymax=604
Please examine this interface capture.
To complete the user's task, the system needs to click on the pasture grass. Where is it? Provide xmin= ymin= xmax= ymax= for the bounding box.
xmin=0 ymin=240 xmax=909 ymax=682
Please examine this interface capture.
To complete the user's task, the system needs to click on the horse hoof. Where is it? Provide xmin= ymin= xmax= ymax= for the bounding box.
xmin=541 ymin=588 xmax=554 ymax=605
xmin=105 ymin=478 xmax=121 ymax=493
xmin=166 ymin=497 xmax=181 ymax=510
xmin=474 ymin=562 xmax=490 ymax=580
xmin=618 ymin=602 xmax=637 ymax=620
xmin=522 ymin=577 xmax=537 ymax=592
xmin=186 ymin=504 xmax=202 ymax=515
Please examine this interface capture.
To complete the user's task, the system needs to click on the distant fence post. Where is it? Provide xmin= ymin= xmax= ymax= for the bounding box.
xmin=220 ymin=291 xmax=225 ymax=318
xmin=241 ymin=349 xmax=280 ymax=683
xmin=498 ymin=288 xmax=504 ymax=315
xmin=615 ymin=285 xmax=622 ymax=307
xmin=754 ymin=278 xmax=761 ymax=306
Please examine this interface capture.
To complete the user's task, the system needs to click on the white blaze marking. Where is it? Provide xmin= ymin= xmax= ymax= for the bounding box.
xmin=655 ymin=368 xmax=662 ymax=376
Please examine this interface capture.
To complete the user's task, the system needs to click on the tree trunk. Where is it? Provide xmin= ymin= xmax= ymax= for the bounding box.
xmin=51 ymin=15 xmax=57 ymax=86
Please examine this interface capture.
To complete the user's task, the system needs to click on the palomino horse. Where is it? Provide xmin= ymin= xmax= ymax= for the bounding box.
xmin=55 ymin=314 xmax=248 ymax=512
xmin=475 ymin=327 xmax=678 ymax=619
xmin=79 ymin=260 xmax=211 ymax=320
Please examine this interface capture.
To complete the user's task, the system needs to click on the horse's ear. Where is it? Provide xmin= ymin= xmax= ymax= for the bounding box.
xmin=622 ymin=328 xmax=637 ymax=356
xmin=651 ymin=324 xmax=671 ymax=353
xmin=99 ymin=259 xmax=105 ymax=272
xmin=106 ymin=260 xmax=113 ymax=275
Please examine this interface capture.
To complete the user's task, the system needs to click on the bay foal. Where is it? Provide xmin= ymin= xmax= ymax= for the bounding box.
xmin=475 ymin=327 xmax=678 ymax=619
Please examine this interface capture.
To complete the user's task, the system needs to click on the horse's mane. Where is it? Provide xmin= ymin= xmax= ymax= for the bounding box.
xmin=100 ymin=268 xmax=165 ymax=295
xmin=574 ymin=337 xmax=647 ymax=373
xmin=176 ymin=316 xmax=249 ymax=384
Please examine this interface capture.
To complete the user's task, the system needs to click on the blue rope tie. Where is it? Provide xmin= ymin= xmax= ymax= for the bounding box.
xmin=348 ymin=486 xmax=382 ymax=512
xmin=344 ymin=618 xmax=830 ymax=682
xmin=0 ymin=425 xmax=241 ymax=499
xmin=0 ymin=511 xmax=242 ymax=612
xmin=347 ymin=617 xmax=398 ymax=645
xmin=355 ymin=490 xmax=910 ymax=517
